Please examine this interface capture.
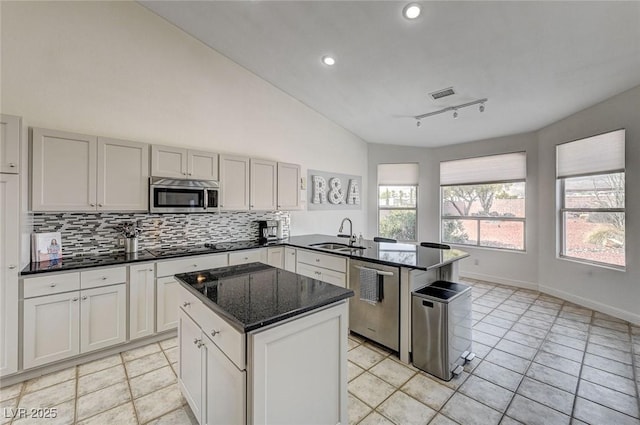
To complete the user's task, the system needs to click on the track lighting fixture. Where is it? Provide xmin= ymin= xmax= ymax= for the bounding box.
xmin=413 ymin=98 xmax=488 ymax=126
xmin=416 ymin=120 xmax=421 ymax=127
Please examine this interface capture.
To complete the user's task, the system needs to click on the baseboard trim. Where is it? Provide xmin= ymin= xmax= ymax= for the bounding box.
xmin=460 ymin=272 xmax=538 ymax=291
xmin=539 ymin=284 xmax=640 ymax=326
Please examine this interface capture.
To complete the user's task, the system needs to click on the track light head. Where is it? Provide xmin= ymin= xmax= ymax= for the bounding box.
xmin=479 ymin=103 xmax=485 ymax=113
xmin=453 ymin=110 xmax=459 ymax=119
xmin=416 ymin=120 xmax=421 ymax=127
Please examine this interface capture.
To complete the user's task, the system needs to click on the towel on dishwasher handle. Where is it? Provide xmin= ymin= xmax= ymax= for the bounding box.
xmin=359 ymin=268 xmax=379 ymax=304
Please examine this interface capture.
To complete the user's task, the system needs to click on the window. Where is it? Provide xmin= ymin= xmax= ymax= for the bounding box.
xmin=378 ymin=164 xmax=418 ymax=241
xmin=440 ymin=152 xmax=527 ymax=251
xmin=557 ymin=129 xmax=625 ymax=268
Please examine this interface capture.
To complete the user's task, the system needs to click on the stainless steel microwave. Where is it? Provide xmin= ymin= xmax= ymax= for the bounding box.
xmin=149 ymin=177 xmax=219 ymax=213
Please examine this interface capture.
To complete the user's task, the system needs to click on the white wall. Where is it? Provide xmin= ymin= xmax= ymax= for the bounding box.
xmin=0 ymin=1 xmax=368 ymax=238
xmin=537 ymin=85 xmax=640 ymax=324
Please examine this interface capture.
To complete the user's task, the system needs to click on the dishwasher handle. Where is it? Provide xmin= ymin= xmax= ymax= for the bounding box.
xmin=353 ymin=265 xmax=394 ymax=276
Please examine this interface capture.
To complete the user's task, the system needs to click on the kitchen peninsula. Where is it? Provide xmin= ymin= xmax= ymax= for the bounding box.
xmin=174 ymin=262 xmax=353 ymax=425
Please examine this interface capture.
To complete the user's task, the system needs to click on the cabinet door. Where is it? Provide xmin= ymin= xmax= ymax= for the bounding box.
xmin=80 ymin=284 xmax=126 ymax=353
xmin=204 ymin=334 xmax=246 ymax=425
xmin=219 ymin=154 xmax=249 ymax=211
xmin=157 ymin=276 xmax=180 ymax=331
xmin=250 ymin=159 xmax=277 ymax=210
xmin=188 ymin=150 xmax=218 ymax=180
xmin=0 ymin=114 xmax=21 ymax=174
xmin=228 ymin=249 xmax=265 ymax=266
xmin=284 ymin=247 xmax=296 ymax=273
xmin=0 ymin=175 xmax=19 ymax=376
xmin=277 ymin=162 xmax=301 ymax=210
xmin=179 ymin=311 xmax=204 ymax=423
xmin=32 ymin=128 xmax=97 ymax=211
xmin=23 ymin=292 xmax=80 ymax=369
xmin=129 ymin=263 xmax=156 ymax=340
xmin=97 ymin=137 xmax=149 ymax=211
xmin=267 ymin=247 xmax=284 ymax=269
xmin=151 ymin=145 xmax=188 ymax=178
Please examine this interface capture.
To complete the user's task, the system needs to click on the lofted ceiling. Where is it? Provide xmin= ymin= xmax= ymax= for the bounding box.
xmin=140 ymin=1 xmax=640 ymax=147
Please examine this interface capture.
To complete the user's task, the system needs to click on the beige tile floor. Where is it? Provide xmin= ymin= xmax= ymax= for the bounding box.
xmin=1 ymin=278 xmax=638 ymax=425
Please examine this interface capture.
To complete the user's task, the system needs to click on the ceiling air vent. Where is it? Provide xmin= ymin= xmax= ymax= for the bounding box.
xmin=429 ymin=87 xmax=456 ymax=100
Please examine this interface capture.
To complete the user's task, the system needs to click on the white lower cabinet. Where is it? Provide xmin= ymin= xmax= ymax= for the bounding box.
xmin=23 ymin=283 xmax=126 ymax=369
xmin=80 ymin=284 xmax=126 ymax=353
xmin=157 ymin=277 xmax=180 ymax=332
xmin=284 ymin=247 xmax=296 ymax=272
xmin=228 ymin=249 xmax=265 ymax=266
xmin=266 ymin=247 xmax=284 ymax=269
xmin=23 ymin=291 xmax=81 ymax=369
xmin=296 ymin=249 xmax=347 ymax=287
xmin=129 ymin=263 xmax=156 ymax=340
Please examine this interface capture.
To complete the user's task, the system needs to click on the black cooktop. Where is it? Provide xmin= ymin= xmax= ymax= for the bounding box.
xmin=175 ymin=262 xmax=353 ymax=332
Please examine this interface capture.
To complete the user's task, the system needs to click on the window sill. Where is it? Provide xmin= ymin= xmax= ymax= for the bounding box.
xmin=446 ymin=243 xmax=527 ymax=254
xmin=557 ymin=255 xmax=626 ymax=272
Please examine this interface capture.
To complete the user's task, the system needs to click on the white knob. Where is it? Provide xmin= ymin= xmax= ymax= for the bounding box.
xmin=50 ymin=283 xmax=57 ymax=287
xmin=82 ymin=296 xmax=87 ymax=300
xmin=8 ymin=265 xmax=17 ymax=270
xmin=193 ymin=264 xmax=198 ymax=268
xmin=188 ymin=173 xmax=193 ymax=176
xmin=244 ymin=257 xmax=248 ymax=260
xmin=8 ymin=163 xmax=16 ymax=168
xmin=183 ymin=302 xmax=191 ymax=307
xmin=72 ymin=297 xmax=79 ymax=302
xmin=101 ymin=276 xmax=107 ymax=280
xmin=89 ymin=203 xmax=96 ymax=207
xmin=148 ymin=268 xmax=153 ymax=272
xmin=315 ymin=258 xmax=320 ymax=262
xmin=98 ymin=203 xmax=103 ymax=207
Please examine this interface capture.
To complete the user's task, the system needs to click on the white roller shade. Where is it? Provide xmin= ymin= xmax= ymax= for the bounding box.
xmin=378 ymin=163 xmax=419 ymax=185
xmin=440 ymin=152 xmax=526 ymax=186
xmin=557 ymin=129 xmax=625 ymax=178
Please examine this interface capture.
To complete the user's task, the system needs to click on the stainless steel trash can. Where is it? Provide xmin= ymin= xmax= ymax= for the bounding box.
xmin=412 ymin=281 xmax=473 ymax=381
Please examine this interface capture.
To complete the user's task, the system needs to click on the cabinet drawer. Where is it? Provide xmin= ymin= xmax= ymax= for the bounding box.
xmin=228 ymin=249 xmax=264 ymax=266
xmin=296 ymin=249 xmax=346 ymax=273
xmin=23 ymin=272 xmax=80 ymax=298
xmin=197 ymin=306 xmax=245 ymax=370
xmin=157 ymin=254 xmax=228 ymax=277
xmin=296 ymin=263 xmax=346 ymax=287
xmin=81 ymin=266 xmax=126 ymax=289
xmin=178 ymin=285 xmax=202 ymax=315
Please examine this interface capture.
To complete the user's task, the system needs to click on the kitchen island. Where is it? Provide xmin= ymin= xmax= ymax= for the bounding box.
xmin=174 ymin=262 xmax=353 ymax=425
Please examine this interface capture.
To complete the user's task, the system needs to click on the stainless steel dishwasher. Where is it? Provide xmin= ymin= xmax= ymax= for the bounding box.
xmin=348 ymin=259 xmax=400 ymax=351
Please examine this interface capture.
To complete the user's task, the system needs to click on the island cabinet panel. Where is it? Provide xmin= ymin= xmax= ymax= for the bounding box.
xmin=204 ymin=332 xmax=246 ymax=425
xmin=129 ymin=263 xmax=156 ymax=340
xmin=249 ymin=302 xmax=348 ymax=425
xmin=284 ymin=247 xmax=296 ymax=272
xmin=79 ymin=284 xmax=126 ymax=353
xmin=179 ymin=311 xmax=204 ymax=423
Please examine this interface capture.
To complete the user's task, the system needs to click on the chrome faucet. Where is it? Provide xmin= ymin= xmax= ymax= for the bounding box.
xmin=338 ymin=217 xmax=356 ymax=246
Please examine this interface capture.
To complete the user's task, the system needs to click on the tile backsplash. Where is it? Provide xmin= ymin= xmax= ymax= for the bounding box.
xmin=30 ymin=211 xmax=290 ymax=257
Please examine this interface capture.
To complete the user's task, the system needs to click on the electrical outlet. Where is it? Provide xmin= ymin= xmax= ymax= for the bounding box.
xmin=473 ymin=259 xmax=479 ymax=266
xmin=118 ymin=238 xmax=125 ymax=246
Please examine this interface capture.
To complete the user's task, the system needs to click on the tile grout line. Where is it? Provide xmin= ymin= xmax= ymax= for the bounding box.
xmin=567 ymin=307 xmax=594 ymax=423
xmin=120 ymin=352 xmax=141 ymax=425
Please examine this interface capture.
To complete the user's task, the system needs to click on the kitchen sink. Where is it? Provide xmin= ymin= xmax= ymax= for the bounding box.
xmin=309 ymin=242 xmax=366 ymax=253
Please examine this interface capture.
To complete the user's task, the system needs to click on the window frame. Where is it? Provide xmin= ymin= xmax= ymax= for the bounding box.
xmin=377 ymin=184 xmax=418 ymax=242
xmin=558 ymin=172 xmax=626 ymax=269
xmin=440 ymin=180 xmax=527 ymax=252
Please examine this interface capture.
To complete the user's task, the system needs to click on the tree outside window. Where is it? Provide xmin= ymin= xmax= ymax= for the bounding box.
xmin=378 ymin=185 xmax=417 ymax=241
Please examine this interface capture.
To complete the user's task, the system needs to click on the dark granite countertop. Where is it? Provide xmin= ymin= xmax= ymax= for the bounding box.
xmin=20 ymin=234 xmax=468 ymax=275
xmin=175 ymin=262 xmax=353 ymax=332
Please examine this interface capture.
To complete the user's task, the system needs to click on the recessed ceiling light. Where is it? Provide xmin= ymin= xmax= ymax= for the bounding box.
xmin=321 ymin=55 xmax=336 ymax=66
xmin=403 ymin=3 xmax=421 ymax=20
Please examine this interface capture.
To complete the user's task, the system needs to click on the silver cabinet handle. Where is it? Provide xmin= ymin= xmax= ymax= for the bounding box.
xmin=50 ymin=283 xmax=57 ymax=287
xmin=98 ymin=203 xmax=103 ymax=207
xmin=193 ymin=338 xmax=200 ymax=345
xmin=9 ymin=163 xmax=16 ymax=167
xmin=8 ymin=265 xmax=17 ymax=270
xmin=188 ymin=173 xmax=193 ymax=176
xmin=89 ymin=203 xmax=96 ymax=207
xmin=192 ymin=264 xmax=198 ymax=268
xmin=72 ymin=297 xmax=79 ymax=302
xmin=183 ymin=302 xmax=191 ymax=307
xmin=315 ymin=258 xmax=320 ymax=262
xmin=101 ymin=276 xmax=107 ymax=280
xmin=197 ymin=341 xmax=205 ymax=348
xmin=243 ymin=257 xmax=248 ymax=260
xmin=210 ymin=330 xmax=220 ymax=337
xmin=314 ymin=271 xmax=321 ymax=275
xmin=82 ymin=296 xmax=87 ymax=300
xmin=148 ymin=268 xmax=154 ymax=272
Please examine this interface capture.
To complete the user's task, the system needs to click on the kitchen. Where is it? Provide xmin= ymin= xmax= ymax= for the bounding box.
xmin=1 ymin=1 xmax=639 ymax=425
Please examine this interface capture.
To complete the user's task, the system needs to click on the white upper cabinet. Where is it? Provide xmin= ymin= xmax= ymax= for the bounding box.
xmin=32 ymin=128 xmax=149 ymax=212
xmin=152 ymin=145 xmax=219 ymax=180
xmin=0 ymin=114 xmax=21 ymax=174
xmin=32 ymin=128 xmax=98 ymax=211
xmin=97 ymin=137 xmax=149 ymax=211
xmin=219 ymin=154 xmax=250 ymax=211
xmin=277 ymin=162 xmax=301 ymax=210
xmin=250 ymin=159 xmax=277 ymax=211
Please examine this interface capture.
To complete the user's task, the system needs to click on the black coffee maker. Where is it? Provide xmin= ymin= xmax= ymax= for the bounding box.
xmin=257 ymin=220 xmax=280 ymax=243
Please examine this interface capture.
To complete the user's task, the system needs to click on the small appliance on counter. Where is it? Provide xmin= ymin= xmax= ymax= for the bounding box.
xmin=257 ymin=220 xmax=281 ymax=243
